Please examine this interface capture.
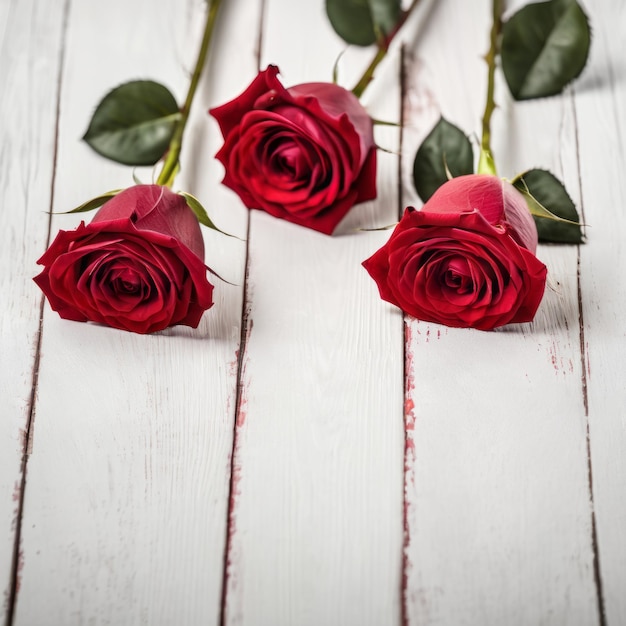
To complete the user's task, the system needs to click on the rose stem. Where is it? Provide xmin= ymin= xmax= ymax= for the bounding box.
xmin=477 ymin=0 xmax=503 ymax=176
xmin=156 ymin=0 xmax=223 ymax=187
xmin=351 ymin=0 xmax=422 ymax=100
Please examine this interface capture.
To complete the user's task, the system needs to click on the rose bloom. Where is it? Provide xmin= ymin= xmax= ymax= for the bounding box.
xmin=34 ymin=185 xmax=214 ymax=334
xmin=210 ymin=64 xmax=376 ymax=235
xmin=363 ymin=174 xmax=547 ymax=330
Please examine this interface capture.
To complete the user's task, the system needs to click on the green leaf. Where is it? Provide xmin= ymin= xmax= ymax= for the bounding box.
xmin=179 ymin=192 xmax=238 ymax=239
xmin=369 ymin=0 xmax=402 ymax=37
xmin=325 ymin=0 xmax=401 ymax=46
xmin=501 ymin=0 xmax=591 ymax=100
xmin=412 ymin=117 xmax=474 ymax=203
xmin=62 ymin=189 xmax=123 ymax=214
xmin=83 ymin=80 xmax=181 ymax=166
xmin=512 ymin=169 xmax=583 ymax=243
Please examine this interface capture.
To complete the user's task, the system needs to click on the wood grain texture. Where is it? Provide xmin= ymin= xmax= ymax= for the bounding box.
xmin=220 ymin=1 xmax=406 ymax=623
xmin=0 ymin=0 xmax=65 ymax=617
xmin=576 ymin=2 xmax=626 ymax=623
xmin=1 ymin=0 xmax=624 ymax=624
xmin=10 ymin=0 xmax=255 ymax=623
xmin=401 ymin=1 xmax=599 ymax=624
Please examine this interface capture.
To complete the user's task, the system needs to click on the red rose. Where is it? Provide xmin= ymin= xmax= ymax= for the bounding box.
xmin=34 ymin=185 xmax=214 ymax=334
xmin=363 ymin=175 xmax=547 ymax=330
xmin=209 ymin=65 xmax=377 ymax=235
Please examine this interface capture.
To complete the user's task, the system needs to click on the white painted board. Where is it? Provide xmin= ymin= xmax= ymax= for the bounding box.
xmin=11 ymin=0 xmax=256 ymax=623
xmin=0 ymin=0 xmax=65 ymax=614
xmin=400 ymin=2 xmax=600 ymax=625
xmin=219 ymin=0 xmax=406 ymax=623
xmin=577 ymin=1 xmax=626 ymax=623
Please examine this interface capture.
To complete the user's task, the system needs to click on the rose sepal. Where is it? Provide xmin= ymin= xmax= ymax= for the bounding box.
xmin=512 ymin=178 xmax=575 ymax=223
xmin=477 ymin=147 xmax=497 ymax=177
xmin=511 ymin=169 xmax=583 ymax=243
xmin=60 ymin=189 xmax=124 ymax=214
xmin=178 ymin=191 xmax=240 ymax=239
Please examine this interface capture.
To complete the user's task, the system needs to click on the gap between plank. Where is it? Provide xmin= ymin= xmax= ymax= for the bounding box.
xmin=398 ymin=43 xmax=413 ymax=626
xmin=572 ymin=91 xmax=607 ymax=626
xmin=218 ymin=1 xmax=267 ymax=623
xmin=5 ymin=1 xmax=72 ymax=624
xmin=578 ymin=250 xmax=606 ymax=626
xmin=218 ymin=216 xmax=251 ymax=626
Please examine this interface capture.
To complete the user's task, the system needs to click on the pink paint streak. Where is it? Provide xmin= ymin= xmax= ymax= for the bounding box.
xmin=14 ymin=550 xmax=23 ymax=596
xmin=402 ymin=322 xmax=417 ymax=626
xmin=548 ymin=339 xmax=576 ymax=377
xmin=225 ymin=356 xmax=238 ymax=417
xmin=221 ymin=317 xmax=254 ymax=625
xmin=223 ymin=429 xmax=244 ymax=624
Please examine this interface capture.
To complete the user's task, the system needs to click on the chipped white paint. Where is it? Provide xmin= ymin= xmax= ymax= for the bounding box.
xmin=0 ymin=0 xmax=624 ymax=624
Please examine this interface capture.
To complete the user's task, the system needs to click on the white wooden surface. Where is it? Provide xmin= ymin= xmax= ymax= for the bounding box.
xmin=1 ymin=0 xmax=624 ymax=624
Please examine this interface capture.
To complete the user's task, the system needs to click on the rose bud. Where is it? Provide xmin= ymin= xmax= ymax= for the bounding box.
xmin=34 ymin=185 xmax=214 ymax=334
xmin=209 ymin=64 xmax=376 ymax=235
xmin=363 ymin=174 xmax=547 ymax=330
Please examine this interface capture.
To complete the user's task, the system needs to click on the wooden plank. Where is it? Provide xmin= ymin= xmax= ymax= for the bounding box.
xmin=0 ymin=0 xmax=65 ymax=617
xmin=220 ymin=0 xmax=406 ymax=623
xmin=12 ymin=0 xmax=258 ymax=623
xmin=576 ymin=2 xmax=626 ymax=623
xmin=401 ymin=1 xmax=599 ymax=623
